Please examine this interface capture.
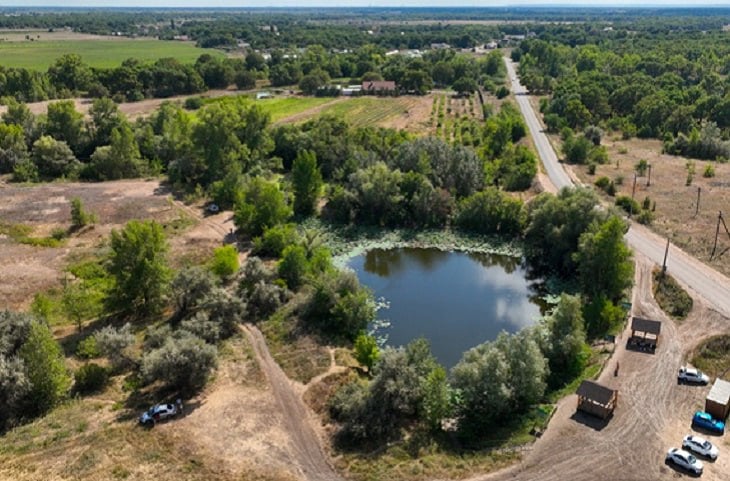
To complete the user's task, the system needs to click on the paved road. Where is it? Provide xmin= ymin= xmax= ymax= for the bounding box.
xmin=504 ymin=57 xmax=730 ymax=318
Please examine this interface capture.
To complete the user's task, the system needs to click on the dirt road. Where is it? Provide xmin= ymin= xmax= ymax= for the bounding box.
xmin=242 ymin=325 xmax=343 ymax=481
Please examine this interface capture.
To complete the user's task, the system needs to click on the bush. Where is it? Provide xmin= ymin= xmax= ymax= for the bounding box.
xmin=76 ymin=336 xmax=100 ymax=359
xmin=278 ymin=245 xmax=309 ymax=290
xmin=495 ymin=86 xmax=509 ymax=99
xmin=703 ymin=164 xmax=716 ymax=178
xmin=653 ymin=269 xmax=693 ymax=320
xmin=594 ymin=176 xmax=610 ymax=190
xmin=244 ymin=281 xmax=286 ymax=321
xmin=253 ymin=224 xmax=300 ymax=257
xmin=142 ymin=334 xmax=217 ymax=392
xmin=73 ymin=363 xmax=108 ymax=394
xmin=210 ymin=244 xmax=239 ymax=279
xmin=636 ymin=209 xmax=654 ymax=225
xmin=184 ymin=96 xmax=204 ymax=110
xmin=70 ymin=197 xmax=96 ymax=229
xmin=94 ymin=323 xmax=135 ymax=370
xmin=615 ymin=195 xmax=640 ymax=215
xmin=587 ymin=163 xmax=596 ymax=175
xmin=354 ymin=332 xmax=379 ymax=372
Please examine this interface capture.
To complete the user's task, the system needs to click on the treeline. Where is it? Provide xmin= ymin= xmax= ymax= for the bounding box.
xmin=0 ymin=52 xmax=259 ymax=103
xmin=514 ymin=30 xmax=730 ymax=160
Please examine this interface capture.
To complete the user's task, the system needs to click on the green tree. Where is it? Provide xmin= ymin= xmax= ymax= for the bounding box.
xmin=353 ymin=332 xmax=380 ymax=373
xmin=0 ymin=123 xmax=29 ymax=174
xmin=543 ymin=294 xmax=588 ymax=388
xmin=524 ymin=187 xmax=602 ymax=276
xmin=234 ymin=178 xmax=292 ymax=236
xmin=62 ymin=283 xmax=99 ymax=331
xmin=90 ymin=122 xmax=143 ymax=180
xmin=210 ymin=245 xmax=239 ymax=280
xmin=45 ymin=100 xmax=86 ymax=154
xmin=452 ymin=76 xmax=478 ymax=96
xmin=89 ymin=97 xmax=124 ymax=148
xmin=19 ymin=320 xmax=71 ymax=417
xmin=422 ymin=365 xmax=451 ymax=432
xmin=94 ymin=323 xmax=135 ymax=371
xmin=455 ymin=188 xmax=525 ymax=236
xmin=47 ymin=53 xmax=93 ymax=93
xmin=574 ymin=216 xmax=634 ymax=302
xmin=107 ymin=220 xmax=172 ymax=316
xmin=70 ymin=197 xmax=96 ymax=229
xmin=292 ymin=150 xmax=323 ymax=217
xmin=31 ymin=135 xmax=79 ymax=179
xmin=278 ymin=244 xmax=309 ymax=290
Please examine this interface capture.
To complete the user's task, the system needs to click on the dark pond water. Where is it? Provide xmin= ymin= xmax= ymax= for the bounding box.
xmin=347 ymin=247 xmax=543 ymax=369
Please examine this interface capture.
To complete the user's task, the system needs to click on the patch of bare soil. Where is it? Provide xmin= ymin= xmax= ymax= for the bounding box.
xmin=0 ymin=179 xmax=234 ymax=309
xmin=379 ymin=95 xmax=433 ymax=133
xmin=569 ymin=136 xmax=730 ymax=279
xmin=472 ymin=256 xmax=730 ymax=481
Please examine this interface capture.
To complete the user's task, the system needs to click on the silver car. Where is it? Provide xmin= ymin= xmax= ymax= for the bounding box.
xmin=666 ymin=448 xmax=704 ymax=475
xmin=683 ymin=434 xmax=719 ymax=460
xmin=678 ymin=366 xmax=710 ymax=385
xmin=139 ymin=403 xmax=179 ymax=426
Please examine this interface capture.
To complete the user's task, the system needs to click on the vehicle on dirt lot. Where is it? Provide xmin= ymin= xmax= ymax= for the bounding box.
xmin=139 ymin=403 xmax=179 ymax=426
xmin=666 ymin=448 xmax=704 ymax=475
xmin=692 ymin=411 xmax=725 ymax=435
xmin=678 ymin=367 xmax=710 ymax=385
xmin=207 ymin=203 xmax=220 ymax=213
xmin=682 ymin=434 xmax=719 ymax=460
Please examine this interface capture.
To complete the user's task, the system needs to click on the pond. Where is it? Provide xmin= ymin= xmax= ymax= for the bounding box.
xmin=347 ymin=247 xmax=544 ymax=369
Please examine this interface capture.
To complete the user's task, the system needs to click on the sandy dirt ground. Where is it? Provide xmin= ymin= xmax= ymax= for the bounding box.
xmin=0 ymin=179 xmax=233 ymax=309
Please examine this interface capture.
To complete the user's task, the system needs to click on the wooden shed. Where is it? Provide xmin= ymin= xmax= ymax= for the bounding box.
xmin=630 ymin=317 xmax=661 ymax=347
xmin=576 ymin=380 xmax=618 ymax=420
xmin=705 ymin=378 xmax=730 ymax=421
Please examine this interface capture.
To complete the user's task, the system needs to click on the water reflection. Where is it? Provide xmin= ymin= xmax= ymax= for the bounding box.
xmin=348 ymin=247 xmax=544 ymax=369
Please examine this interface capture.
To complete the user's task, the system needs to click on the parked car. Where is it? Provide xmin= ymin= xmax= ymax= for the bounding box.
xmin=206 ymin=203 xmax=220 ymax=214
xmin=678 ymin=367 xmax=710 ymax=385
xmin=139 ymin=403 xmax=179 ymax=426
xmin=666 ymin=448 xmax=704 ymax=475
xmin=682 ymin=434 xmax=719 ymax=460
xmin=692 ymin=411 xmax=725 ymax=435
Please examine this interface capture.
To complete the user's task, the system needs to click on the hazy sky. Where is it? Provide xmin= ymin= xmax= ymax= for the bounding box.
xmin=3 ymin=0 xmax=730 ymax=7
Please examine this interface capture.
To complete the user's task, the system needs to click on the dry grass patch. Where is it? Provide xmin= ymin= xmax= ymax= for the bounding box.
xmin=691 ymin=334 xmax=730 ymax=379
xmin=569 ymin=136 xmax=730 ymax=277
xmin=652 ymin=268 xmax=693 ymax=321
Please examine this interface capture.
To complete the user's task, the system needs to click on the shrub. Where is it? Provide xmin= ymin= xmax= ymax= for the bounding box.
xmin=587 ymin=163 xmax=596 ymax=175
xmin=253 ymin=224 xmax=300 ymax=257
xmin=184 ymin=96 xmax=204 ymax=110
xmin=210 ymin=245 xmax=239 ymax=279
xmin=73 ymin=363 xmax=108 ymax=394
xmin=70 ymin=197 xmax=96 ymax=229
xmin=615 ymin=195 xmax=641 ymax=215
xmin=353 ymin=332 xmax=380 ymax=372
xmin=278 ymin=245 xmax=309 ymax=290
xmin=635 ymin=159 xmax=648 ymax=176
xmin=142 ymin=334 xmax=217 ymax=392
xmin=76 ymin=336 xmax=100 ymax=359
xmin=245 ymin=281 xmax=286 ymax=321
xmin=703 ymin=164 xmax=716 ymax=178
xmin=637 ymin=209 xmax=654 ymax=225
xmin=495 ymin=86 xmax=509 ymax=99
xmin=94 ymin=323 xmax=135 ymax=370
xmin=594 ymin=176 xmax=610 ymax=190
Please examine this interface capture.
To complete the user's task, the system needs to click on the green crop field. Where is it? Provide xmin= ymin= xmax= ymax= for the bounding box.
xmin=0 ymin=39 xmax=221 ymax=70
xmin=255 ymin=97 xmax=336 ymax=122
xmin=317 ymin=97 xmax=413 ymax=127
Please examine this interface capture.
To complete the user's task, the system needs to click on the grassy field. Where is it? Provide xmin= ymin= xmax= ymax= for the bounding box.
xmin=316 ymin=96 xmax=416 ymax=128
xmin=254 ymin=97 xmax=336 ymax=122
xmin=0 ymin=39 xmax=220 ymax=70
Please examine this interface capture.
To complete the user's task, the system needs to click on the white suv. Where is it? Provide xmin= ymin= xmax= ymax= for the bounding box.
xmin=683 ymin=434 xmax=719 ymax=460
xmin=666 ymin=448 xmax=704 ymax=475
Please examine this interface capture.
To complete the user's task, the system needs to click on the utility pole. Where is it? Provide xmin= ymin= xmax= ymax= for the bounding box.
xmin=711 ymin=211 xmax=722 ymax=261
xmin=661 ymin=237 xmax=670 ymax=276
xmin=630 ymin=173 xmax=637 ymax=218
xmin=695 ymin=187 xmax=701 ymax=217
xmin=646 ymin=164 xmax=652 ymax=187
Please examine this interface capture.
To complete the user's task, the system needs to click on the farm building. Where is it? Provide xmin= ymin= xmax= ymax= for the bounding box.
xmin=705 ymin=378 xmax=730 ymax=420
xmin=576 ymin=380 xmax=618 ymax=420
xmin=361 ymin=80 xmax=396 ymax=95
xmin=630 ymin=317 xmax=661 ymax=348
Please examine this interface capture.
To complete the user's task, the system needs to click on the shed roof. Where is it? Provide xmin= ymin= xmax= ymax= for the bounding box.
xmin=576 ymin=380 xmax=616 ymax=406
xmin=362 ymin=80 xmax=396 ymax=91
xmin=707 ymin=378 xmax=730 ymax=405
xmin=631 ymin=317 xmax=661 ymax=335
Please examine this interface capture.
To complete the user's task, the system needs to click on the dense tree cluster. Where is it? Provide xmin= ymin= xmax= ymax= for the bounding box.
xmin=516 ymin=30 xmax=730 ymax=160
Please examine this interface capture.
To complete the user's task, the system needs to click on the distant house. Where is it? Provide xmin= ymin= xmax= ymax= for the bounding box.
xmin=430 ymin=42 xmax=451 ymax=50
xmin=342 ymin=85 xmax=362 ymax=96
xmin=485 ymin=41 xmax=498 ymax=50
xmin=256 ymin=92 xmax=274 ymax=100
xmin=361 ymin=81 xmax=397 ymax=95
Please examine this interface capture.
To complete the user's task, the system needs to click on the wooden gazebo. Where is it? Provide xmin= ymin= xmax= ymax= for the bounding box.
xmin=576 ymin=380 xmax=618 ymax=420
xmin=630 ymin=317 xmax=661 ymax=348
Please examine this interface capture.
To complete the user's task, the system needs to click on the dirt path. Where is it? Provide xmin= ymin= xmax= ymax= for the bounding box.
xmin=242 ymin=324 xmax=343 ymax=481
xmin=469 ymin=256 xmax=730 ymax=481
